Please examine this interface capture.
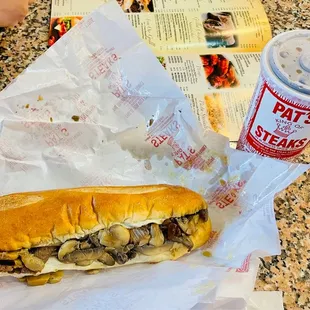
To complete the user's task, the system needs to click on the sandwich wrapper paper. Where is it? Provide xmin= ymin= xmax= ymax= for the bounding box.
xmin=0 ymin=1 xmax=307 ymax=308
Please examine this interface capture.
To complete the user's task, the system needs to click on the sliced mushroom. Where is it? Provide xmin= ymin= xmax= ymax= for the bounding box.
xmin=149 ymin=224 xmax=165 ymax=247
xmin=122 ymin=244 xmax=134 ymax=253
xmin=199 ymin=209 xmax=208 ymax=222
xmin=115 ymin=252 xmax=128 ymax=265
xmin=130 ymin=227 xmax=150 ymax=246
xmin=58 ymin=240 xmax=79 ymax=261
xmin=20 ymin=251 xmax=45 ymax=272
xmin=75 ymin=260 xmax=93 ymax=266
xmin=164 ymin=221 xmax=193 ymax=251
xmin=99 ymin=225 xmax=130 ymax=248
xmin=127 ymin=250 xmax=137 ymax=260
xmin=79 ymin=240 xmax=92 ymax=250
xmin=98 ymin=252 xmax=115 ymax=266
xmin=105 ymin=247 xmax=128 ymax=265
xmin=176 ymin=215 xmax=198 ymax=235
xmin=181 ymin=235 xmax=194 ymax=251
xmin=169 ymin=235 xmax=193 ymax=251
xmin=63 ymin=247 xmax=105 ymax=263
xmin=110 ymin=225 xmax=130 ymax=245
xmin=175 ymin=217 xmax=190 ymax=234
xmin=137 ymin=243 xmax=173 ymax=256
xmin=48 ymin=271 xmax=64 ymax=284
xmin=98 ymin=230 xmax=109 ymax=245
xmin=33 ymin=246 xmax=58 ymax=263
xmin=89 ymin=233 xmax=101 ymax=247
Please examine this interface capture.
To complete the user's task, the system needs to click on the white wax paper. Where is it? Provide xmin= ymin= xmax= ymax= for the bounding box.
xmin=0 ymin=1 xmax=307 ymax=309
xmin=194 ymin=291 xmax=284 ymax=310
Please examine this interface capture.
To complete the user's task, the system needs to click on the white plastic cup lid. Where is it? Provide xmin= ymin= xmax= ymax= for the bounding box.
xmin=269 ymin=30 xmax=310 ymax=95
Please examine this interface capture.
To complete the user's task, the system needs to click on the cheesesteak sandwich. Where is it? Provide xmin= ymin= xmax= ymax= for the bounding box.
xmin=0 ymin=185 xmax=211 ymax=286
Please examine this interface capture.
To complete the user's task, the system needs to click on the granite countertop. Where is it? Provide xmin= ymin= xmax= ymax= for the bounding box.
xmin=0 ymin=0 xmax=309 ymax=309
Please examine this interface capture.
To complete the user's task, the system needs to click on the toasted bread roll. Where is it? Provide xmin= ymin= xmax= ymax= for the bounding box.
xmin=0 ymin=185 xmax=211 ymax=285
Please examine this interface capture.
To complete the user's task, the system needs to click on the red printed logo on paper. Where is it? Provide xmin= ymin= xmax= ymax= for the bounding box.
xmin=246 ymin=82 xmax=310 ymax=158
xmin=87 ymin=48 xmax=118 ymax=80
xmin=236 ymin=254 xmax=251 ymax=273
xmin=146 ymin=114 xmax=214 ymax=170
xmin=209 ymin=179 xmax=246 ymax=209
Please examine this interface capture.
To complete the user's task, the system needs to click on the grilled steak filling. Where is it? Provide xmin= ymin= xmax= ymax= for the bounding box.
xmin=0 ymin=209 xmax=208 ymax=274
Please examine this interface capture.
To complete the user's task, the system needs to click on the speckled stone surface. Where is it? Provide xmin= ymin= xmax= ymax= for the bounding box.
xmin=0 ymin=0 xmax=309 ymax=309
xmin=257 ymin=2 xmax=310 ymax=309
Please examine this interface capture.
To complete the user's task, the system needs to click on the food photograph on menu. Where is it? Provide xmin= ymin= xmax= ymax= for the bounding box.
xmin=117 ymin=0 xmax=154 ymax=13
xmin=202 ymin=12 xmax=239 ymax=48
xmin=200 ymin=54 xmax=240 ymax=89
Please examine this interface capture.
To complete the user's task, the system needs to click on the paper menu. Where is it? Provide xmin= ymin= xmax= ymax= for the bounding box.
xmin=49 ymin=0 xmax=272 ymax=141
xmin=50 ymin=0 xmax=271 ymax=53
